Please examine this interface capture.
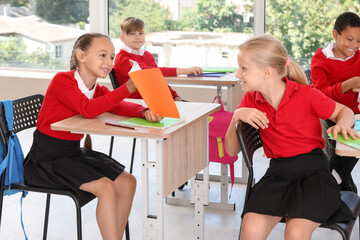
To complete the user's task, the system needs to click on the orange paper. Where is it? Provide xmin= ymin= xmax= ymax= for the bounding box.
xmin=129 ymin=68 xmax=180 ymax=118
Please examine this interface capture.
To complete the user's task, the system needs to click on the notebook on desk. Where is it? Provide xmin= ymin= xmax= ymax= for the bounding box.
xmin=187 ymin=72 xmax=228 ymax=77
xmin=328 ymin=132 xmax=360 ymax=150
xmin=119 ymin=117 xmax=184 ymax=129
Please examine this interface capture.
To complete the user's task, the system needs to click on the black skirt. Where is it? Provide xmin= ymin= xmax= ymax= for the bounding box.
xmin=243 ymin=148 xmax=354 ymax=224
xmin=24 ymin=130 xmax=125 ymax=192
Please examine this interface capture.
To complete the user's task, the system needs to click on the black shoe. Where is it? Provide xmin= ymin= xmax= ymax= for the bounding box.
xmin=340 ymin=177 xmax=357 ymax=194
xmin=177 ymin=181 xmax=188 ymax=190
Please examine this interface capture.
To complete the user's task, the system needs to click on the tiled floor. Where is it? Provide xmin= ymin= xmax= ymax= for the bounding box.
xmin=0 ymin=128 xmax=359 ymax=239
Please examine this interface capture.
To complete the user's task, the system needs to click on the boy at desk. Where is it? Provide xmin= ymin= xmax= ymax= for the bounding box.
xmin=113 ymin=17 xmax=203 ymax=101
xmin=311 ymin=12 xmax=360 ymax=193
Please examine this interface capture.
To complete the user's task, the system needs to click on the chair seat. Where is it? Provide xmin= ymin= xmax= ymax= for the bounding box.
xmin=10 ymin=183 xmax=95 ymax=208
xmin=320 ymin=191 xmax=360 ymax=238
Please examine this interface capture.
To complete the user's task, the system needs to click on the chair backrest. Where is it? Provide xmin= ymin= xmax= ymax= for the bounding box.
xmin=0 ymin=95 xmax=44 ymax=138
xmin=0 ymin=94 xmax=44 ymax=186
xmin=109 ymin=69 xmax=120 ymax=90
xmin=304 ymin=69 xmax=311 ymax=84
xmin=235 ymin=121 xmax=262 ymax=205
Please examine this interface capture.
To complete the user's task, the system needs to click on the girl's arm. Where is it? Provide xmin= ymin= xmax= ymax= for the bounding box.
xmin=225 ymin=107 xmax=269 ymax=156
xmin=327 ymin=102 xmax=360 ymax=140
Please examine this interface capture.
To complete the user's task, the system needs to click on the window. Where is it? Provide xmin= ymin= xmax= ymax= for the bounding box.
xmin=265 ymin=0 xmax=360 ymax=69
xmin=109 ymin=0 xmax=255 ymax=68
xmin=0 ymin=0 xmax=89 ymax=70
xmin=55 ymin=45 xmax=62 ymax=58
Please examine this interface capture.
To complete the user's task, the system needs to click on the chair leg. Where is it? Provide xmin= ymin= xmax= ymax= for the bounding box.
xmin=0 ymin=174 xmax=6 ymax=229
xmin=42 ymin=194 xmax=51 ymax=240
xmin=129 ymin=138 xmax=136 ymax=174
xmin=125 ymin=221 xmax=130 ymax=240
xmin=109 ymin=136 xmax=115 ymax=157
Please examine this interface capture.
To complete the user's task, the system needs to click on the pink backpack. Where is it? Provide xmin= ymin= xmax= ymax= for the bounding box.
xmin=209 ymin=96 xmax=238 ymax=196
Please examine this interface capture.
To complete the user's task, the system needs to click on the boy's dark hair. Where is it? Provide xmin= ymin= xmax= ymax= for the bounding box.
xmin=70 ymin=33 xmax=110 ymax=70
xmin=334 ymin=12 xmax=360 ymax=34
xmin=120 ymin=17 xmax=144 ymax=34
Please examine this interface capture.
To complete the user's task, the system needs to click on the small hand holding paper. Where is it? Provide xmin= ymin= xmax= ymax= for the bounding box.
xmin=144 ymin=110 xmax=162 ymax=123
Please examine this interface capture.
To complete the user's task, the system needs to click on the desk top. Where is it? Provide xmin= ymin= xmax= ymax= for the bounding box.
xmin=335 ymin=115 xmax=360 ymax=157
xmin=165 ymin=72 xmax=239 ymax=86
xmin=51 ymin=100 xmax=220 ymax=139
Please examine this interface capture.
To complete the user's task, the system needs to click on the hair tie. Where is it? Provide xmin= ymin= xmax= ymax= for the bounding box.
xmin=285 ymin=57 xmax=291 ymax=66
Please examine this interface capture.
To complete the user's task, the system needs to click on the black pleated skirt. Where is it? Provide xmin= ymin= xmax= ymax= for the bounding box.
xmin=243 ymin=148 xmax=354 ymax=224
xmin=24 ymin=130 xmax=125 ymax=192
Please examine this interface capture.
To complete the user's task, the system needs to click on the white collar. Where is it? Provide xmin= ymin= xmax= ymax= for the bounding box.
xmin=74 ymin=70 xmax=96 ymax=100
xmin=322 ymin=42 xmax=354 ymax=61
xmin=123 ymin=45 xmax=145 ymax=56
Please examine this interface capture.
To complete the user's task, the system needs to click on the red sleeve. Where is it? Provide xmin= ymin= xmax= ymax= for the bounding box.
xmin=308 ymin=86 xmax=336 ymax=119
xmin=311 ymin=49 xmax=345 ymax=102
xmin=51 ymin=72 xmax=132 ymax=119
xmin=95 ymin=85 xmax=146 ymax=117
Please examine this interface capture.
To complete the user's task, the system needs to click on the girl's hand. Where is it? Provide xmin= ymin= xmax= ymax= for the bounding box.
xmin=327 ymin=124 xmax=360 ymax=140
xmin=177 ymin=67 xmax=203 ymax=76
xmin=144 ymin=110 xmax=162 ymax=122
xmin=125 ymin=78 xmax=136 ymax=93
xmin=234 ymin=107 xmax=269 ymax=129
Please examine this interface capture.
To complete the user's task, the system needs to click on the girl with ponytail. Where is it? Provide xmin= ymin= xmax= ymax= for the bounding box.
xmin=225 ymin=35 xmax=358 ymax=239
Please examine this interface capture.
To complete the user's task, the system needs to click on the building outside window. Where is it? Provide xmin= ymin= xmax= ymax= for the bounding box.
xmin=0 ymin=0 xmax=89 ymax=70
xmin=109 ymin=0 xmax=255 ymax=69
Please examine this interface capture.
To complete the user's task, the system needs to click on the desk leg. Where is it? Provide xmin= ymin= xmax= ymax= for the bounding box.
xmin=142 ymin=139 xmax=164 ymax=240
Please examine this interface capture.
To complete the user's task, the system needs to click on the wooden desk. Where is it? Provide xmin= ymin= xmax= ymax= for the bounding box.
xmin=165 ymin=73 xmax=246 ymax=211
xmin=51 ymin=100 xmax=220 ymax=240
xmin=165 ymin=72 xmax=243 ymax=112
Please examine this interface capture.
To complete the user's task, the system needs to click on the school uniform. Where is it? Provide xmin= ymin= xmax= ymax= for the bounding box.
xmin=311 ymin=43 xmax=360 ymax=192
xmin=24 ymin=69 xmax=147 ymax=192
xmin=240 ymin=78 xmax=354 ymax=223
xmin=113 ymin=46 xmax=180 ymax=99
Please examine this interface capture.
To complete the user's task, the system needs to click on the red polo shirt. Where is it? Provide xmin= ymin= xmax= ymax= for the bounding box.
xmin=239 ymin=78 xmax=336 ymax=158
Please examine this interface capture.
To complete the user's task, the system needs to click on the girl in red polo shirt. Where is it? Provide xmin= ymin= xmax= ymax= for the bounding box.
xmin=24 ymin=33 xmax=161 ymax=239
xmin=225 ymin=35 xmax=359 ymax=240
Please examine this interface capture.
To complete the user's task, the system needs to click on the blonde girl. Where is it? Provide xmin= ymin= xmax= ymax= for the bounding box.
xmin=225 ymin=35 xmax=358 ymax=240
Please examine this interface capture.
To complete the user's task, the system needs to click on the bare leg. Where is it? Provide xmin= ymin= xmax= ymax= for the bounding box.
xmin=114 ymin=172 xmax=137 ymax=239
xmin=240 ymin=212 xmax=282 ymax=240
xmin=80 ymin=177 xmax=119 ymax=240
xmin=284 ymin=218 xmax=320 ymax=240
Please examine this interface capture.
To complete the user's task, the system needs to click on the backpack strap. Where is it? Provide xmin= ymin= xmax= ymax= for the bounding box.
xmin=0 ymin=100 xmax=28 ymax=240
xmin=0 ymin=100 xmax=12 ymax=176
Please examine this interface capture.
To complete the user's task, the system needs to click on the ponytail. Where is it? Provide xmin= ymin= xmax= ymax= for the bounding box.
xmin=286 ymin=60 xmax=309 ymax=85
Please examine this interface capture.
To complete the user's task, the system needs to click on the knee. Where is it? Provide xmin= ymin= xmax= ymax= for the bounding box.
xmin=97 ymin=177 xmax=117 ymax=198
xmin=117 ymin=172 xmax=137 ymax=196
xmin=240 ymin=223 xmax=263 ymax=240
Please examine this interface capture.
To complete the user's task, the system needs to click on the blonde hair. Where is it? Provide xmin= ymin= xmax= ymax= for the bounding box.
xmin=239 ymin=35 xmax=332 ymax=159
xmin=238 ymin=35 xmax=308 ymax=85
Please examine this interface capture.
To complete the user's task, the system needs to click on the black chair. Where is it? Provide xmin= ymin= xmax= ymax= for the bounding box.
xmin=304 ymin=69 xmax=312 ymax=84
xmin=235 ymin=120 xmax=360 ymax=240
xmin=0 ymin=94 xmax=96 ymax=240
xmin=108 ymin=70 xmax=137 ymax=175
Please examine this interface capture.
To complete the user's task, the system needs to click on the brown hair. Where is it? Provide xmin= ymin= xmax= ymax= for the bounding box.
xmin=238 ymin=35 xmax=308 ymax=85
xmin=120 ymin=17 xmax=145 ymax=35
xmin=69 ymin=33 xmax=110 ymax=70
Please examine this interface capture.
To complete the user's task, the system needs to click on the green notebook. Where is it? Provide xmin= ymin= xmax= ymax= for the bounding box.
xmin=203 ymin=67 xmax=238 ymax=73
xmin=119 ymin=117 xmax=184 ymax=129
xmin=328 ymin=132 xmax=360 ymax=150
